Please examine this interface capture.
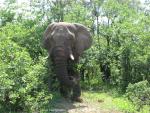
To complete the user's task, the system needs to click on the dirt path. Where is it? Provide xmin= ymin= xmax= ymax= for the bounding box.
xmin=50 ymin=95 xmax=122 ymax=113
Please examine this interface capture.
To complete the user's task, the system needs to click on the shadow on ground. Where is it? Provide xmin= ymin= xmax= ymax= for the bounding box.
xmin=47 ymin=92 xmax=87 ymax=113
xmin=46 ymin=91 xmax=123 ymax=113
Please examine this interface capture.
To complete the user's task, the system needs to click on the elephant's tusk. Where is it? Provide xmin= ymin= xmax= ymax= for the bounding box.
xmin=70 ymin=54 xmax=74 ymax=60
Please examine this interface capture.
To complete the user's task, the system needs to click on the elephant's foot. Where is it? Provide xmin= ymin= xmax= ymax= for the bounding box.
xmin=71 ymin=96 xmax=83 ymax=103
xmin=60 ymin=86 xmax=71 ymax=99
xmin=60 ymin=93 xmax=69 ymax=99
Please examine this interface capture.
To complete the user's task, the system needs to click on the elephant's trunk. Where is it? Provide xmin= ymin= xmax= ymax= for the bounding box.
xmin=52 ymin=46 xmax=76 ymax=87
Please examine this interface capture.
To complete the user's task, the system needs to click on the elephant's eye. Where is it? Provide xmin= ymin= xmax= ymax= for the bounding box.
xmin=50 ymin=36 xmax=55 ymax=43
xmin=50 ymin=35 xmax=54 ymax=40
xmin=67 ymin=36 xmax=71 ymax=40
xmin=67 ymin=35 xmax=75 ymax=41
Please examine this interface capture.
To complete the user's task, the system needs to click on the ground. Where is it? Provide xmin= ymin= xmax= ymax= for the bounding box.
xmin=48 ymin=91 xmax=136 ymax=113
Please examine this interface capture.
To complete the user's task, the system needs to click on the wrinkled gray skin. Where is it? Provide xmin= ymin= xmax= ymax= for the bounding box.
xmin=43 ymin=22 xmax=92 ymax=101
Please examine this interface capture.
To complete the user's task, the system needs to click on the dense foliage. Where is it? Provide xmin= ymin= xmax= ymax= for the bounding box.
xmin=0 ymin=0 xmax=149 ymax=112
xmin=0 ymin=26 xmax=52 ymax=112
xmin=126 ymin=80 xmax=150 ymax=109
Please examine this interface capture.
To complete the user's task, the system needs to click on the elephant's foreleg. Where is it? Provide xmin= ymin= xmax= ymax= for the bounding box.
xmin=71 ymin=72 xmax=82 ymax=102
xmin=72 ymin=73 xmax=81 ymax=97
xmin=67 ymin=61 xmax=82 ymax=102
xmin=60 ymin=85 xmax=71 ymax=98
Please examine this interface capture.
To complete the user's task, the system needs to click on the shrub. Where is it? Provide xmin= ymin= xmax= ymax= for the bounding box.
xmin=0 ymin=38 xmax=52 ymax=112
xmin=0 ymin=9 xmax=15 ymax=26
xmin=1 ymin=22 xmax=47 ymax=61
xmin=126 ymin=80 xmax=150 ymax=109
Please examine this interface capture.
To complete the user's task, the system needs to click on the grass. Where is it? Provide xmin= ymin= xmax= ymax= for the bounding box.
xmin=2 ymin=90 xmax=149 ymax=113
xmin=46 ymin=90 xmax=150 ymax=113
xmin=83 ymin=91 xmax=136 ymax=113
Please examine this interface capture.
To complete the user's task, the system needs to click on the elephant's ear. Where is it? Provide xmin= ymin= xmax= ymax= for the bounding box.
xmin=74 ymin=23 xmax=92 ymax=56
xmin=43 ymin=23 xmax=55 ymax=52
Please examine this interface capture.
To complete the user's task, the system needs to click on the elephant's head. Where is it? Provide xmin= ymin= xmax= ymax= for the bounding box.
xmin=43 ymin=22 xmax=92 ymax=87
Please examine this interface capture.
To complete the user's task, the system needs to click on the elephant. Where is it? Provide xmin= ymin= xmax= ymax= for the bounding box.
xmin=43 ymin=22 xmax=92 ymax=102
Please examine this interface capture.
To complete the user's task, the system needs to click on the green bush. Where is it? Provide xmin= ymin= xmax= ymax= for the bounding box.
xmin=0 ymin=9 xmax=15 ymax=26
xmin=126 ymin=80 xmax=150 ymax=109
xmin=0 ymin=38 xmax=52 ymax=112
xmin=1 ymin=22 xmax=47 ymax=61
